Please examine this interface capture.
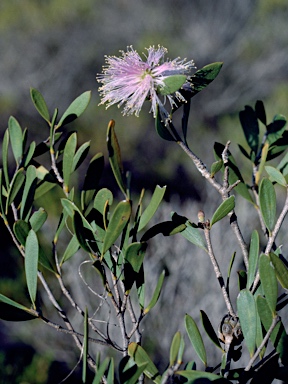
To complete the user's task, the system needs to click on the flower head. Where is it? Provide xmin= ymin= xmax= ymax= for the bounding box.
xmin=97 ymin=46 xmax=195 ymax=119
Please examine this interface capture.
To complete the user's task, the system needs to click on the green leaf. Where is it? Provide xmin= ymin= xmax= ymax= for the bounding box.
xmin=140 ymin=221 xmax=186 ymax=242
xmin=185 ymin=314 xmax=207 ymax=366
xmin=107 ymin=120 xmax=126 ymax=196
xmin=8 ymin=116 xmax=23 ymax=165
xmin=63 ymin=132 xmax=77 ymax=193
xmin=255 ymin=100 xmax=266 ymax=125
xmin=172 ymin=62 xmax=223 ymax=113
xmin=81 ymin=153 xmax=105 ymax=210
xmin=29 ymin=208 xmax=48 ymax=232
xmin=119 ymin=356 xmax=148 ymax=384
xmin=259 ymin=254 xmax=278 ymax=316
xmin=144 ymin=270 xmax=165 ymax=314
xmin=158 ymin=75 xmax=187 ymax=96
xmin=180 ymin=222 xmax=207 ymax=251
xmin=0 ymin=294 xmax=38 ymax=321
xmin=170 ymin=331 xmax=181 ymax=367
xmin=2 ymin=129 xmax=10 ymax=188
xmin=210 ymin=196 xmax=235 ymax=227
xmin=176 ymin=370 xmax=229 ymax=382
xmin=23 ymin=141 xmax=36 ymax=167
xmin=6 ymin=168 xmax=25 ymax=212
xmin=266 ymin=114 xmax=287 ymax=145
xmin=93 ymin=188 xmax=113 ymax=215
xmin=25 ymin=229 xmax=39 ymax=307
xmin=259 ymin=178 xmax=276 ymax=233
xmin=138 ymin=185 xmax=166 ymax=231
xmin=237 ymin=289 xmax=257 ymax=357
xmin=200 ymin=310 xmax=222 ymax=350
xmin=72 ymin=141 xmax=90 ymax=172
xmin=106 ymin=356 xmax=114 ymax=384
xmin=247 ymin=230 xmax=259 ymax=289
xmin=20 ymin=165 xmax=37 ymax=219
xmin=265 ymin=165 xmax=287 ymax=187
xmin=256 ymin=296 xmax=288 ymax=365
xmin=125 ymin=242 xmax=147 ymax=273
xmin=210 ymin=159 xmax=223 ymax=177
xmin=128 ymin=342 xmax=161 ymax=384
xmin=270 ymin=253 xmax=288 ymax=289
xmin=155 ymin=107 xmax=176 ymax=141
xmin=73 ymin=210 xmax=98 ymax=254
xmin=58 ymin=91 xmax=91 ymax=127
xmin=239 ymin=105 xmax=259 ymax=155
xmin=30 ymin=88 xmax=50 ymax=122
xmin=92 ymin=357 xmax=110 ymax=384
xmin=60 ymin=234 xmax=80 ymax=265
xmin=101 ymin=200 xmax=131 ymax=257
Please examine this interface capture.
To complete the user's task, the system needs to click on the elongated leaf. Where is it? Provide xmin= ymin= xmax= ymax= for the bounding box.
xmin=125 ymin=242 xmax=147 ymax=273
xmin=138 ymin=185 xmax=166 ymax=231
xmin=256 ymin=141 xmax=269 ymax=185
xmin=58 ymin=91 xmax=91 ymax=126
xmin=256 ymin=296 xmax=288 ymax=365
xmin=140 ymin=221 xmax=186 ymax=242
xmin=270 ymin=253 xmax=288 ymax=289
xmin=72 ymin=141 xmax=90 ymax=172
xmin=210 ymin=196 xmax=235 ymax=227
xmin=93 ymin=188 xmax=113 ymax=214
xmin=265 ymin=166 xmax=287 ymax=187
xmin=158 ymin=75 xmax=187 ymax=96
xmin=247 ymin=230 xmax=259 ymax=289
xmin=267 ymin=114 xmax=287 ymax=145
xmin=20 ymin=165 xmax=37 ymax=219
xmin=259 ymin=178 xmax=276 ymax=233
xmin=8 ymin=116 xmax=23 ymax=165
xmin=29 ymin=208 xmax=47 ymax=232
xmin=119 ymin=356 xmax=148 ymax=384
xmin=23 ymin=141 xmax=36 ymax=167
xmin=30 ymin=88 xmax=50 ymax=122
xmin=185 ymin=314 xmax=207 ymax=366
xmin=176 ymin=370 xmax=229 ymax=382
xmin=128 ymin=343 xmax=161 ymax=384
xmin=211 ymin=159 xmax=223 ymax=177
xmin=101 ymin=200 xmax=131 ymax=257
xmin=180 ymin=222 xmax=207 ymax=251
xmin=92 ymin=357 xmax=110 ymax=384
xmin=60 ymin=234 xmax=80 ymax=265
xmin=0 ymin=294 xmax=38 ymax=321
xmin=107 ymin=120 xmax=126 ymax=196
xmin=2 ymin=129 xmax=10 ymax=188
xmin=172 ymin=62 xmax=223 ymax=114
xmin=255 ymin=100 xmax=266 ymax=125
xmin=6 ymin=168 xmax=25 ymax=212
xmin=25 ymin=230 xmax=39 ymax=307
xmin=237 ymin=289 xmax=257 ymax=357
xmin=144 ymin=270 xmax=165 ymax=314
xmin=259 ymin=254 xmax=278 ymax=316
xmin=239 ymin=105 xmax=259 ymax=154
xmin=170 ymin=331 xmax=181 ymax=367
xmin=200 ymin=310 xmax=222 ymax=350
xmin=62 ymin=132 xmax=77 ymax=193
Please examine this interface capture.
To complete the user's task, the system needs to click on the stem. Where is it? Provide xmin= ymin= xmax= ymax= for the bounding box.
xmin=204 ymin=227 xmax=236 ymax=317
xmin=245 ymin=315 xmax=280 ymax=371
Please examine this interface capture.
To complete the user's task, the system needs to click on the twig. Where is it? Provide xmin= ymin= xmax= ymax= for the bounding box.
xmin=203 ymin=226 xmax=236 ymax=317
xmin=245 ymin=315 xmax=280 ymax=371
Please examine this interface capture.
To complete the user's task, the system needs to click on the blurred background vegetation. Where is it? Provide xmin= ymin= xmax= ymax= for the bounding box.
xmin=1 ymin=0 xmax=288 ymax=382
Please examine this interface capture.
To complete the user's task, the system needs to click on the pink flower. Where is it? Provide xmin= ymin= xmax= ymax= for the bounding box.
xmin=97 ymin=46 xmax=195 ymax=119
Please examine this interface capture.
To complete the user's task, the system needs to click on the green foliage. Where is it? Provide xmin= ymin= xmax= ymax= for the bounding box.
xmin=1 ymin=75 xmax=288 ymax=383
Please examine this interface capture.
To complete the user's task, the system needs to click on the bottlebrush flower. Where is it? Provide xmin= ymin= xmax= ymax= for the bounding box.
xmin=97 ymin=46 xmax=195 ymax=119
